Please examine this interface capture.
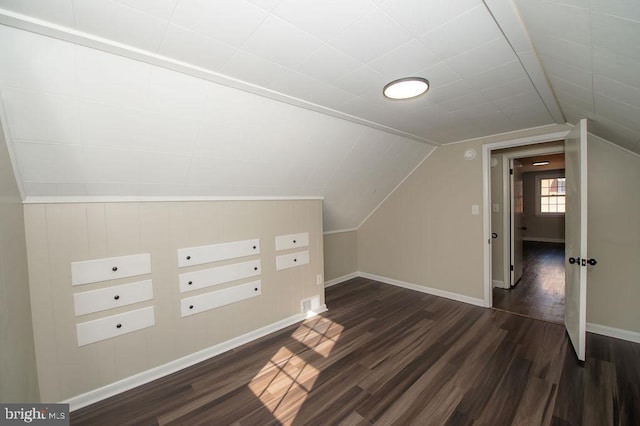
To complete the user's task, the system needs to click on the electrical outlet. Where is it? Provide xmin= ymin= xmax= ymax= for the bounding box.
xmin=316 ymin=274 xmax=323 ymax=286
xmin=472 ymin=204 xmax=480 ymax=215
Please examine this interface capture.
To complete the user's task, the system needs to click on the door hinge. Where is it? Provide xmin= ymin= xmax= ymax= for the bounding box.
xmin=510 ymin=264 xmax=514 ymax=271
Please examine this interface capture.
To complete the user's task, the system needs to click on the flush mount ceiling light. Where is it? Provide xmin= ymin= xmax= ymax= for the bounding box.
xmin=532 ymin=161 xmax=550 ymax=166
xmin=383 ymin=77 xmax=430 ymax=100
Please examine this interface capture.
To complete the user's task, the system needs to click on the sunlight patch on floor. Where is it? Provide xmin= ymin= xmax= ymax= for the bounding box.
xmin=248 ymin=316 xmax=343 ymax=424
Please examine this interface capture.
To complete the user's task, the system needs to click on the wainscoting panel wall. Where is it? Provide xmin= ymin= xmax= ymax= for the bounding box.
xmin=23 ymin=199 xmax=324 ymax=402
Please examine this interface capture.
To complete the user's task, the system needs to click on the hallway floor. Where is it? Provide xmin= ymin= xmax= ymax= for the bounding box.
xmin=493 ymin=241 xmax=565 ymax=324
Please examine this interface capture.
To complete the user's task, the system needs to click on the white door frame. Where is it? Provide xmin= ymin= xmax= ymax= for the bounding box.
xmin=500 ymin=146 xmax=565 ymax=289
xmin=482 ymin=129 xmax=571 ymax=307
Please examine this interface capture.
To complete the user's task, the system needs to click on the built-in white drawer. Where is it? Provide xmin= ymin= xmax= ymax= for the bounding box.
xmin=177 ymin=238 xmax=260 ymax=268
xmin=179 ymin=259 xmax=261 ymax=293
xmin=275 ymin=233 xmax=309 ymax=251
xmin=181 ymin=280 xmax=261 ymax=317
xmin=73 ymin=280 xmax=154 ymax=316
xmin=276 ymin=250 xmax=310 ymax=271
xmin=71 ymin=253 xmax=151 ymax=286
xmin=76 ymin=306 xmax=155 ymax=346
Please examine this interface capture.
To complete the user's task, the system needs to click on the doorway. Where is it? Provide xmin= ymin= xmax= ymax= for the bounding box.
xmin=490 ymin=146 xmax=566 ymax=324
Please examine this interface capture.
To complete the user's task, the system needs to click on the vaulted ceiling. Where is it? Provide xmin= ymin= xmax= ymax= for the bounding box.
xmin=0 ymin=0 xmax=638 ymax=231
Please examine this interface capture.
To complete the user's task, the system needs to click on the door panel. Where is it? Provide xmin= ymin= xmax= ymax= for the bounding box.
xmin=565 ymin=119 xmax=588 ymax=361
xmin=510 ymin=158 xmax=524 ymax=286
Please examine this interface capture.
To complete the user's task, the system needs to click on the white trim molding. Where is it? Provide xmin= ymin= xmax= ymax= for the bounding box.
xmin=23 ymin=195 xmax=324 ymax=204
xmin=492 ymin=280 xmax=505 ymax=288
xmin=323 ymin=228 xmax=357 ymax=235
xmin=587 ymin=323 xmax=640 ymax=344
xmin=522 ymin=237 xmax=565 ymax=243
xmin=358 ymin=272 xmax=485 ymax=307
xmin=325 ymin=272 xmax=358 ymax=288
xmin=63 ymin=305 xmax=327 ymax=411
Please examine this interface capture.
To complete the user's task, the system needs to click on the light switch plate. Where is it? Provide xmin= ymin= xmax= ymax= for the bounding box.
xmin=472 ymin=204 xmax=480 ymax=215
xmin=493 ymin=203 xmax=500 ymax=213
xmin=316 ymin=274 xmax=323 ymax=286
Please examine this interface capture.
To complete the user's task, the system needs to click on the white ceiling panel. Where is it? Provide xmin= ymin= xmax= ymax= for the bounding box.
xmin=158 ymin=24 xmax=237 ymax=71
xmin=368 ymin=39 xmax=439 ymax=78
xmin=170 ymin=0 xmax=267 ymax=48
xmin=0 ymin=0 xmax=74 ymax=27
xmin=14 ymin=141 xmax=84 ymax=182
xmin=274 ymin=0 xmax=375 ymax=41
xmin=444 ymin=37 xmax=516 ymax=80
xmin=113 ymin=0 xmax=178 ymax=21
xmin=328 ymin=9 xmax=413 ymax=63
xmin=72 ymin=0 xmax=169 ymax=51
xmin=419 ymin=5 xmax=502 ymax=60
xmin=293 ymin=43 xmax=362 ymax=83
xmin=591 ymin=12 xmax=640 ymax=61
xmin=381 ymin=0 xmax=479 ymax=37
xmin=242 ymin=15 xmax=323 ymax=68
xmin=2 ymin=88 xmax=80 ymax=144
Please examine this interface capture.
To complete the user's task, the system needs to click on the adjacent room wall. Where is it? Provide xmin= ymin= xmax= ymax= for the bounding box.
xmin=323 ymin=230 xmax=357 ymax=284
xmin=523 ymin=170 xmax=565 ymax=242
xmin=358 ymin=125 xmax=571 ymax=303
xmin=0 ymin=124 xmax=39 ymax=402
xmin=586 ymin=135 xmax=640 ymax=334
xmin=23 ymin=199 xmax=324 ymax=403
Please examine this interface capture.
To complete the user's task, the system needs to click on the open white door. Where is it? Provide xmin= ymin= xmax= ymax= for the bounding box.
xmin=510 ymin=158 xmax=524 ymax=287
xmin=564 ymin=119 xmax=588 ymax=361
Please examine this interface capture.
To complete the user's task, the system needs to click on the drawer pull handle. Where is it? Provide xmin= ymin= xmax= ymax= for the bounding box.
xmin=293 ymin=240 xmax=296 ymax=243
xmin=254 ymin=267 xmax=258 ymax=271
xmin=189 ymin=305 xmax=194 ymax=309
xmin=294 ymin=258 xmax=297 ymax=262
xmin=188 ymin=281 xmax=192 ymax=285
xmin=186 ymin=255 xmax=191 ymax=260
xmin=112 ymin=266 xmax=118 ymax=272
xmin=254 ymin=287 xmax=258 ymax=291
xmin=114 ymin=295 xmax=120 ymax=300
xmin=116 ymin=323 xmax=122 ymax=329
xmin=253 ymin=245 xmax=257 ymax=249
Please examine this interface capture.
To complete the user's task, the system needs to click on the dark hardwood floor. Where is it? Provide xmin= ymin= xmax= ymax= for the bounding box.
xmin=72 ymin=277 xmax=639 ymax=425
xmin=493 ymin=241 xmax=565 ymax=324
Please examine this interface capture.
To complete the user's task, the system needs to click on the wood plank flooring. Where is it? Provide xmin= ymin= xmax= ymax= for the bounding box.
xmin=493 ymin=241 xmax=565 ymax=324
xmin=72 ymin=277 xmax=639 ymax=425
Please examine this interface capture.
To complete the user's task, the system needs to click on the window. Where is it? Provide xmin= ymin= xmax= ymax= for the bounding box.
xmin=537 ymin=175 xmax=565 ymax=214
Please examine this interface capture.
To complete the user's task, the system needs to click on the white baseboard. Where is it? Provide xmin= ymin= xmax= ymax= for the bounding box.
xmin=63 ymin=305 xmax=327 ymax=411
xmin=324 ymin=272 xmax=358 ymax=287
xmin=492 ymin=280 xmax=504 ymax=288
xmin=522 ymin=237 xmax=565 ymax=243
xmin=586 ymin=322 xmax=640 ymax=344
xmin=358 ymin=272 xmax=485 ymax=307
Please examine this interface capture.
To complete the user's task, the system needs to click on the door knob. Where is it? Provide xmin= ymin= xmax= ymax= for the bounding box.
xmin=492 ymin=232 xmax=498 ymax=239
xmin=588 ymin=258 xmax=597 ymax=266
xmin=568 ymin=257 xmax=579 ymax=265
xmin=521 ymin=226 xmax=527 ymax=231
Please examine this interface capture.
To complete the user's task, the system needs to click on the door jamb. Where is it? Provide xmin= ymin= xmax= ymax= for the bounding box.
xmin=500 ymin=146 xmax=565 ymax=289
xmin=482 ymin=130 xmax=570 ymax=307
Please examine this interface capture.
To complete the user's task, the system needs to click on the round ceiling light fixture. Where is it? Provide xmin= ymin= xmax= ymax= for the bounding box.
xmin=383 ymin=77 xmax=430 ymax=100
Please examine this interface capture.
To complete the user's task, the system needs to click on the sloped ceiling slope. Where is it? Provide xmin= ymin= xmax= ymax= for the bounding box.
xmin=0 ymin=25 xmax=433 ymax=232
xmin=514 ymin=0 xmax=640 ymax=154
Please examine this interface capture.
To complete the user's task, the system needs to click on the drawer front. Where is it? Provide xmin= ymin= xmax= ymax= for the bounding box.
xmin=178 ymin=238 xmax=260 ymax=268
xmin=276 ymin=250 xmax=310 ymax=271
xmin=76 ymin=306 xmax=155 ymax=346
xmin=181 ymin=280 xmax=261 ymax=317
xmin=73 ymin=280 xmax=154 ymax=316
xmin=71 ymin=253 xmax=151 ymax=286
xmin=275 ymin=233 xmax=309 ymax=251
xmin=179 ymin=259 xmax=261 ymax=293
